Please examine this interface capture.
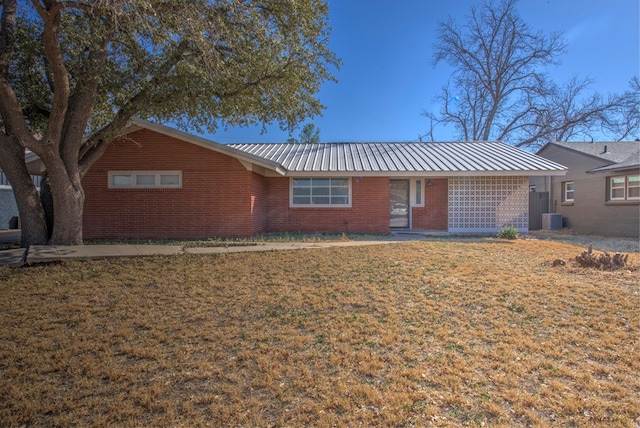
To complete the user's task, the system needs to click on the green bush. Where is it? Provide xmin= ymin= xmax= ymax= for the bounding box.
xmin=497 ymin=225 xmax=518 ymax=240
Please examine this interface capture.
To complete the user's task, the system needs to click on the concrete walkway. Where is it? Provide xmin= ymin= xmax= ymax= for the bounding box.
xmin=0 ymin=231 xmax=415 ymax=267
xmin=2 ymin=229 xmax=637 ymax=267
xmin=1 ymin=228 xmax=454 ymax=267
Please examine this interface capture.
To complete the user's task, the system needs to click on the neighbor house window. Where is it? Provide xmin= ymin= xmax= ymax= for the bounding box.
xmin=563 ymin=181 xmax=574 ymax=202
xmin=610 ymin=175 xmax=640 ymax=201
xmin=108 ymin=171 xmax=182 ymax=188
xmin=291 ymin=178 xmax=351 ymax=207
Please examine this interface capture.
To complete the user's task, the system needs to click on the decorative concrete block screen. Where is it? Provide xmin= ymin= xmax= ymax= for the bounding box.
xmin=448 ymin=176 xmax=529 ymax=233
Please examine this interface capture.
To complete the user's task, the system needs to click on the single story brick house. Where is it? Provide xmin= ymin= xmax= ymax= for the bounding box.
xmin=73 ymin=119 xmax=566 ymax=239
xmin=32 ymin=118 xmax=567 ymax=239
xmin=530 ymin=141 xmax=640 ymax=238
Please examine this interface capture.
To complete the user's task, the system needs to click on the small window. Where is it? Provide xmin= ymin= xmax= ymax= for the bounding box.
xmin=109 ymin=171 xmax=182 ymax=188
xmin=136 ymin=174 xmax=155 ymax=186
xmin=415 ymin=179 xmax=422 ymax=206
xmin=160 ymin=174 xmax=180 ymax=186
xmin=563 ymin=181 xmax=574 ymax=202
xmin=411 ymin=179 xmax=424 ymax=207
xmin=111 ymin=174 xmax=133 ymax=187
xmin=291 ymin=178 xmax=351 ymax=207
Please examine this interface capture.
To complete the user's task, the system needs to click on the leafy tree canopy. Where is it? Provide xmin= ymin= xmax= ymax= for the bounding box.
xmin=5 ymin=0 xmax=340 ymax=138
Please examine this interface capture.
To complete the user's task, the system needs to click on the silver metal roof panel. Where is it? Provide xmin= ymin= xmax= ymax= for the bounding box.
xmin=229 ymin=141 xmax=567 ymax=175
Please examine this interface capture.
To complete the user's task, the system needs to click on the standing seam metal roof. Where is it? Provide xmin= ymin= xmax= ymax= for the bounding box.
xmin=229 ymin=141 xmax=566 ymax=173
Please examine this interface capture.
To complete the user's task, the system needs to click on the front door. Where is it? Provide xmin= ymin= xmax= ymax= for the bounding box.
xmin=390 ymin=179 xmax=410 ymax=228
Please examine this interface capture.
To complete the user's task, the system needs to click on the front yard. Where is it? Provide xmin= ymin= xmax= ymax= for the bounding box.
xmin=0 ymin=239 xmax=638 ymax=426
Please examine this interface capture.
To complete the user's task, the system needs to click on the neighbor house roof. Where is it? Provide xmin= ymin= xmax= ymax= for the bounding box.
xmin=539 ymin=141 xmax=639 ymax=163
xmin=589 ymin=150 xmax=640 ymax=173
xmin=537 ymin=141 xmax=640 ymax=174
xmin=229 ymin=141 xmax=566 ymax=176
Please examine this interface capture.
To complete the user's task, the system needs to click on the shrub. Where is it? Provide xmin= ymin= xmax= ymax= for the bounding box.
xmin=497 ymin=225 xmax=518 ymax=240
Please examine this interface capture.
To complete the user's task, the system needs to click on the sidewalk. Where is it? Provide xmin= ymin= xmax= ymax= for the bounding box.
xmin=0 ymin=240 xmax=410 ymax=267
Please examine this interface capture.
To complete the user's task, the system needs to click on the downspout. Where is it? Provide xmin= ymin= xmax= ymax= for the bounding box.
xmin=547 ymin=175 xmax=552 ymax=213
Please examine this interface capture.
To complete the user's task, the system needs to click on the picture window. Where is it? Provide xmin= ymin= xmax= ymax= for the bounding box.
xmin=610 ymin=175 xmax=639 ymax=201
xmin=291 ymin=178 xmax=351 ymax=207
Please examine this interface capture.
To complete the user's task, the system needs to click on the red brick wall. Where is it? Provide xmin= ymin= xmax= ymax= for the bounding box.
xmin=250 ymin=172 xmax=267 ymax=235
xmin=412 ymin=178 xmax=448 ymax=230
xmin=83 ymin=129 xmax=259 ymax=239
xmin=265 ymin=176 xmax=390 ymax=234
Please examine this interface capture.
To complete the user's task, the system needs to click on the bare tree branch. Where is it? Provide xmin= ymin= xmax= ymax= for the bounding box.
xmin=426 ymin=0 xmax=636 ymax=147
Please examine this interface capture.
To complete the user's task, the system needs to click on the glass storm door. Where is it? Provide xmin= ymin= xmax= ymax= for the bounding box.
xmin=390 ymin=180 xmax=410 ymax=228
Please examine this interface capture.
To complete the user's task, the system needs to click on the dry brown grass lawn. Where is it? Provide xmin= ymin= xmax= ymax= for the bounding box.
xmin=0 ymin=239 xmax=638 ymax=427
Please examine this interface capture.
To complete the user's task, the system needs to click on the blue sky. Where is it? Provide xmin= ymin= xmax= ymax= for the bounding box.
xmin=209 ymin=0 xmax=639 ymax=144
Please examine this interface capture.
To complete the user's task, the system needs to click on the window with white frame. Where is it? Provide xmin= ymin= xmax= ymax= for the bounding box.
xmin=413 ymin=179 xmax=424 ymax=207
xmin=563 ymin=181 xmax=574 ymax=202
xmin=108 ymin=171 xmax=182 ymax=188
xmin=291 ymin=178 xmax=350 ymax=206
xmin=610 ymin=175 xmax=640 ymax=201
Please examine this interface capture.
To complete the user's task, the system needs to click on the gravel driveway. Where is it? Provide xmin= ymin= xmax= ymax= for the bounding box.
xmin=528 ymin=230 xmax=639 ymax=253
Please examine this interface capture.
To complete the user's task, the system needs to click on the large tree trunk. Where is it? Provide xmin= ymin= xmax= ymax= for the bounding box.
xmin=12 ymin=175 xmax=48 ymax=248
xmin=47 ymin=169 xmax=85 ymax=245
xmin=0 ymin=140 xmax=48 ymax=247
xmin=13 ymin=178 xmax=48 ymax=248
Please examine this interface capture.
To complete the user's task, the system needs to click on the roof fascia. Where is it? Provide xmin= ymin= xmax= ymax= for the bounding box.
xmin=588 ymin=164 xmax=640 ymax=174
xmin=280 ymin=170 xmax=566 ymax=178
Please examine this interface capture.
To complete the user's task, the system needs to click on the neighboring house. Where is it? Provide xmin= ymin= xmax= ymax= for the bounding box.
xmin=0 ymin=171 xmax=41 ymax=229
xmin=531 ymin=141 xmax=640 ymax=238
xmin=77 ymin=118 xmax=565 ymax=239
